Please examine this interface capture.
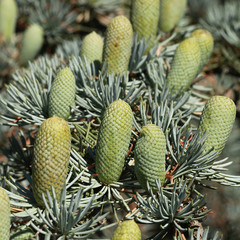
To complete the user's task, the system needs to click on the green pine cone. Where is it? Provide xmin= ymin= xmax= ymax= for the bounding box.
xmin=19 ymin=24 xmax=44 ymax=65
xmin=111 ymin=220 xmax=141 ymax=240
xmin=96 ymin=99 xmax=133 ymax=184
xmin=48 ymin=67 xmax=76 ymax=120
xmin=131 ymin=0 xmax=160 ymax=52
xmin=80 ymin=31 xmax=104 ymax=63
xmin=10 ymin=228 xmax=34 ymax=240
xmin=32 ymin=116 xmax=71 ymax=207
xmin=166 ymin=37 xmax=201 ymax=94
xmin=103 ymin=16 xmax=133 ymax=75
xmin=135 ymin=124 xmax=166 ymax=191
xmin=0 ymin=0 xmax=18 ymax=42
xmin=198 ymin=96 xmax=236 ymax=157
xmin=0 ymin=187 xmax=10 ymax=240
xmin=159 ymin=0 xmax=187 ymax=32
xmin=190 ymin=29 xmax=214 ymax=73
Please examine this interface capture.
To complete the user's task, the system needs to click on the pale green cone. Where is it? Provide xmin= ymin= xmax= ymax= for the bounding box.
xmin=166 ymin=37 xmax=201 ymax=94
xmin=111 ymin=220 xmax=141 ymax=240
xmin=96 ymin=99 xmax=133 ymax=184
xmin=0 ymin=0 xmax=18 ymax=42
xmin=48 ymin=67 xmax=76 ymax=120
xmin=135 ymin=124 xmax=166 ymax=191
xmin=159 ymin=0 xmax=187 ymax=32
xmin=198 ymin=96 xmax=236 ymax=157
xmin=19 ymin=24 xmax=44 ymax=65
xmin=103 ymin=16 xmax=133 ymax=75
xmin=32 ymin=116 xmax=71 ymax=207
xmin=131 ymin=0 xmax=160 ymax=52
xmin=80 ymin=31 xmax=103 ymax=63
xmin=190 ymin=29 xmax=214 ymax=73
xmin=0 ymin=187 xmax=10 ymax=240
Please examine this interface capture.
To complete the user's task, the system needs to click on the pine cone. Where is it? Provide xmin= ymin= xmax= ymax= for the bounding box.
xmin=159 ymin=0 xmax=187 ymax=32
xmin=19 ymin=24 xmax=44 ymax=65
xmin=32 ymin=116 xmax=71 ymax=207
xmin=166 ymin=37 xmax=201 ymax=94
xmin=103 ymin=15 xmax=133 ymax=75
xmin=48 ymin=67 xmax=76 ymax=120
xmin=96 ymin=99 xmax=133 ymax=184
xmin=111 ymin=220 xmax=141 ymax=240
xmin=198 ymin=96 xmax=236 ymax=157
xmin=0 ymin=187 xmax=10 ymax=240
xmin=0 ymin=0 xmax=18 ymax=42
xmin=190 ymin=29 xmax=214 ymax=73
xmin=131 ymin=0 xmax=160 ymax=52
xmin=80 ymin=31 xmax=103 ymax=63
xmin=135 ymin=124 xmax=166 ymax=191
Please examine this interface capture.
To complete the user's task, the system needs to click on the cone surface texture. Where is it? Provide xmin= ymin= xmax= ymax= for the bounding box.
xmin=159 ymin=0 xmax=187 ymax=32
xmin=111 ymin=220 xmax=141 ymax=240
xmin=135 ymin=124 xmax=166 ymax=191
xmin=32 ymin=116 xmax=71 ymax=207
xmin=0 ymin=187 xmax=10 ymax=240
xmin=0 ymin=0 xmax=18 ymax=42
xmin=166 ymin=37 xmax=200 ymax=94
xmin=48 ymin=67 xmax=76 ymax=120
xmin=19 ymin=24 xmax=44 ymax=65
xmin=190 ymin=29 xmax=214 ymax=73
xmin=131 ymin=0 xmax=160 ymax=52
xmin=103 ymin=16 xmax=133 ymax=75
xmin=198 ymin=96 xmax=236 ymax=157
xmin=80 ymin=31 xmax=103 ymax=63
xmin=96 ymin=99 xmax=133 ymax=184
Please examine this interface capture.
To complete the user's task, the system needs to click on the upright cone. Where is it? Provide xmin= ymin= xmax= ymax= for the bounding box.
xmin=48 ymin=67 xmax=76 ymax=120
xmin=0 ymin=187 xmax=10 ymax=240
xmin=198 ymin=96 xmax=236 ymax=157
xmin=32 ymin=116 xmax=71 ymax=207
xmin=111 ymin=220 xmax=141 ymax=240
xmin=96 ymin=99 xmax=133 ymax=184
xmin=131 ymin=0 xmax=160 ymax=52
xmin=135 ymin=124 xmax=166 ymax=191
xmin=103 ymin=16 xmax=133 ymax=75
xmin=166 ymin=37 xmax=201 ymax=94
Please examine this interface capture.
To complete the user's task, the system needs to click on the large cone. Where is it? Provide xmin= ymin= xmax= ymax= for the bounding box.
xmin=0 ymin=187 xmax=10 ymax=240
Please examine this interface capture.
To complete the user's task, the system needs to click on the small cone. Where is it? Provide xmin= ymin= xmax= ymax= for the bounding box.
xmin=0 ymin=187 xmax=10 ymax=240
xmin=111 ymin=220 xmax=141 ymax=240
xmin=198 ymin=96 xmax=236 ymax=157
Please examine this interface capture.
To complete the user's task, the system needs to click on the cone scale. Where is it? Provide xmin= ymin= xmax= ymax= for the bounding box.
xmin=0 ymin=187 xmax=10 ymax=240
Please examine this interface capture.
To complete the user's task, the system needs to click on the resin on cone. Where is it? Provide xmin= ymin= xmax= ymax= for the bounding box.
xmin=0 ymin=187 xmax=10 ymax=240
xmin=32 ymin=116 xmax=71 ymax=207
xmin=159 ymin=0 xmax=187 ymax=32
xmin=96 ymin=99 xmax=133 ymax=184
xmin=198 ymin=96 xmax=236 ymax=157
xmin=166 ymin=37 xmax=201 ymax=94
xmin=190 ymin=29 xmax=214 ymax=73
xmin=135 ymin=124 xmax=166 ymax=191
xmin=80 ymin=31 xmax=103 ymax=64
xmin=131 ymin=0 xmax=160 ymax=52
xmin=48 ymin=67 xmax=76 ymax=120
xmin=111 ymin=220 xmax=141 ymax=240
xmin=103 ymin=16 xmax=133 ymax=75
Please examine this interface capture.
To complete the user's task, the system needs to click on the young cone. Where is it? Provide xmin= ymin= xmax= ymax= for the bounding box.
xmin=19 ymin=24 xmax=44 ymax=65
xmin=135 ymin=124 xmax=166 ymax=191
xmin=48 ymin=67 xmax=76 ymax=120
xmin=159 ymin=0 xmax=187 ymax=32
xmin=131 ymin=0 xmax=160 ymax=52
xmin=103 ymin=16 xmax=133 ymax=75
xmin=190 ymin=29 xmax=214 ymax=73
xmin=96 ymin=99 xmax=133 ymax=184
xmin=166 ymin=37 xmax=201 ymax=94
xmin=32 ymin=116 xmax=71 ymax=207
xmin=111 ymin=220 xmax=141 ymax=240
xmin=0 ymin=0 xmax=18 ymax=42
xmin=80 ymin=31 xmax=103 ymax=64
xmin=0 ymin=187 xmax=10 ymax=240
xmin=198 ymin=96 xmax=236 ymax=157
